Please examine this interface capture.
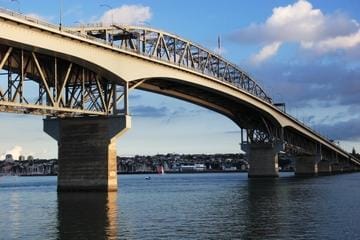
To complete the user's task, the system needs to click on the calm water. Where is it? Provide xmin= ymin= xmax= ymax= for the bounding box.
xmin=1 ymin=172 xmax=360 ymax=239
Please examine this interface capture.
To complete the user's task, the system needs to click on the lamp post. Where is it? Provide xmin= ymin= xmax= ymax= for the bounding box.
xmin=59 ymin=0 xmax=63 ymax=30
xmin=100 ymin=4 xmax=114 ymax=26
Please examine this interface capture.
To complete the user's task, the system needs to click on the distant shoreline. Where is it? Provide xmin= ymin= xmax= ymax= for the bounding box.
xmin=9 ymin=169 xmax=294 ymax=177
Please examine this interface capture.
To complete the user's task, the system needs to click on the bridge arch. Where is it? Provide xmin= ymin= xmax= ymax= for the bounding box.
xmin=129 ymin=76 xmax=283 ymax=132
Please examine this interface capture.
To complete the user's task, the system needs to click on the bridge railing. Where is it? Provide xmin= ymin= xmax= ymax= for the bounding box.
xmin=0 ymin=8 xmax=60 ymax=30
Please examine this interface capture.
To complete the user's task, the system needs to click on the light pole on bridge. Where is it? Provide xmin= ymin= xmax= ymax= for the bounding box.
xmin=59 ymin=0 xmax=63 ymax=30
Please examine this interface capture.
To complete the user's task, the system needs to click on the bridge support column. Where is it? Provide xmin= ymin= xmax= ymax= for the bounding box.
xmin=44 ymin=115 xmax=131 ymax=192
xmin=243 ymin=143 xmax=283 ymax=178
xmin=342 ymin=163 xmax=352 ymax=173
xmin=295 ymin=155 xmax=319 ymax=177
xmin=317 ymin=160 xmax=332 ymax=175
xmin=331 ymin=163 xmax=343 ymax=174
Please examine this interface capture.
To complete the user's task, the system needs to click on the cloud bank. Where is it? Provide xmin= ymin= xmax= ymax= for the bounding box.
xmin=232 ymin=0 xmax=360 ymax=63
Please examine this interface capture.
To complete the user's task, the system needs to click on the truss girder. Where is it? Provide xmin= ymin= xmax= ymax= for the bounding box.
xmin=283 ymin=128 xmax=318 ymax=155
xmin=0 ymin=45 xmax=126 ymax=116
xmin=72 ymin=25 xmax=272 ymax=103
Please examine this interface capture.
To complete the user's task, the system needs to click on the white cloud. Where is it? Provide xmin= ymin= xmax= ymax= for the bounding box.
xmin=265 ymin=0 xmax=325 ymax=42
xmin=1 ymin=145 xmax=23 ymax=160
xmin=251 ymin=42 xmax=282 ymax=64
xmin=303 ymin=30 xmax=360 ymax=53
xmin=232 ymin=0 xmax=360 ymax=64
xmin=100 ymin=5 xmax=152 ymax=25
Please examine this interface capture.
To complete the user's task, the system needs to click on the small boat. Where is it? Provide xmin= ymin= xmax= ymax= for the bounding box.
xmin=145 ymin=176 xmax=151 ymax=180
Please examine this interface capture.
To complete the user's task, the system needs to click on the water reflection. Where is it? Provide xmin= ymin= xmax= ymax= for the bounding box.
xmin=243 ymin=179 xmax=283 ymax=238
xmin=241 ymin=177 xmax=319 ymax=239
xmin=2 ymin=174 xmax=359 ymax=239
xmin=57 ymin=192 xmax=117 ymax=240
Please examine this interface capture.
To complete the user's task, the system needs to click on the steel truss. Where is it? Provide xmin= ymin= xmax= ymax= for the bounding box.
xmin=70 ymin=24 xmax=272 ymax=103
xmin=238 ymin=114 xmax=282 ymax=144
xmin=283 ymin=129 xmax=318 ymax=155
xmin=0 ymin=45 xmax=128 ymax=116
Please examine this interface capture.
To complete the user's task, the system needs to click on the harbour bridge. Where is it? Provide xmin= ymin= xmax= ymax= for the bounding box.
xmin=0 ymin=9 xmax=359 ymax=191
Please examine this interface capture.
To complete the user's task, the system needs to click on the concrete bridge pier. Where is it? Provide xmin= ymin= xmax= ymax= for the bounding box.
xmin=317 ymin=160 xmax=332 ymax=175
xmin=242 ymin=142 xmax=283 ymax=178
xmin=44 ymin=115 xmax=131 ymax=192
xmin=295 ymin=155 xmax=320 ymax=177
xmin=342 ymin=162 xmax=353 ymax=173
xmin=331 ymin=163 xmax=344 ymax=174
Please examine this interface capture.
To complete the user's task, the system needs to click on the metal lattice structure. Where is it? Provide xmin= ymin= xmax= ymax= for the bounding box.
xmin=70 ymin=24 xmax=272 ymax=103
xmin=0 ymin=45 xmax=127 ymax=116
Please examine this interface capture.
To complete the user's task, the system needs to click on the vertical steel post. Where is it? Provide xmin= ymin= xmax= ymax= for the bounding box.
xmin=112 ymin=83 xmax=117 ymax=115
xmin=7 ymin=56 xmax=11 ymax=101
xmin=81 ymin=68 xmax=85 ymax=109
xmin=142 ymin=30 xmax=146 ymax=53
xmin=54 ymin=57 xmax=57 ymax=104
xmin=124 ymin=81 xmax=129 ymax=115
xmin=241 ymin=128 xmax=244 ymax=143
xmin=173 ymin=38 xmax=176 ymax=63
xmin=20 ymin=49 xmax=24 ymax=103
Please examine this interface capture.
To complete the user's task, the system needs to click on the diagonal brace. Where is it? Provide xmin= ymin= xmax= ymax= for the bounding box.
xmin=32 ymin=52 xmax=55 ymax=106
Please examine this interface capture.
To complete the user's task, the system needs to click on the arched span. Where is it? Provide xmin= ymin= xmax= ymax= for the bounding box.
xmin=130 ymin=77 xmax=282 ymax=131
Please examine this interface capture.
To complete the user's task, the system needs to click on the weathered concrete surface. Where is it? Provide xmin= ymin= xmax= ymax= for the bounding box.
xmin=317 ymin=160 xmax=332 ymax=175
xmin=44 ymin=115 xmax=131 ymax=192
xmin=331 ymin=163 xmax=343 ymax=174
xmin=342 ymin=164 xmax=354 ymax=173
xmin=246 ymin=143 xmax=282 ymax=178
xmin=295 ymin=155 xmax=320 ymax=177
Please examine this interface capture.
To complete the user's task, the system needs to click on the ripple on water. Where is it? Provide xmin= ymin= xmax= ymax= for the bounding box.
xmin=1 ymin=173 xmax=360 ymax=239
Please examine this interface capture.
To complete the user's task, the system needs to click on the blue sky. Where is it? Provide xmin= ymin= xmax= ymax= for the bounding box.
xmin=0 ymin=0 xmax=360 ymax=159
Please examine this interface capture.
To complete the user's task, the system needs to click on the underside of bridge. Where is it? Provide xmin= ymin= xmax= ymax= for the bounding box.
xmin=0 ymin=10 xmax=359 ymax=191
xmin=133 ymin=77 xmax=360 ymax=177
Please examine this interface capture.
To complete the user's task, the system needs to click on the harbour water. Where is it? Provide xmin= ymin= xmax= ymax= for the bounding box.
xmin=1 ymin=172 xmax=360 ymax=239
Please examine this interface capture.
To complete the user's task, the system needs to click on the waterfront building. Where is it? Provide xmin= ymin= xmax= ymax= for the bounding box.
xmin=180 ymin=164 xmax=206 ymax=172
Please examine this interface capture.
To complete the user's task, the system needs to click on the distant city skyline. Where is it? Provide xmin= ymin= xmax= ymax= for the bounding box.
xmin=0 ymin=0 xmax=360 ymax=158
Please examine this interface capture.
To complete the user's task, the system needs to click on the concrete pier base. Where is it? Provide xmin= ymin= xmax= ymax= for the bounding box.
xmin=295 ymin=155 xmax=319 ymax=177
xmin=44 ymin=115 xmax=131 ymax=192
xmin=342 ymin=164 xmax=353 ymax=173
xmin=246 ymin=143 xmax=283 ymax=178
xmin=317 ymin=160 xmax=332 ymax=175
xmin=331 ymin=163 xmax=343 ymax=174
